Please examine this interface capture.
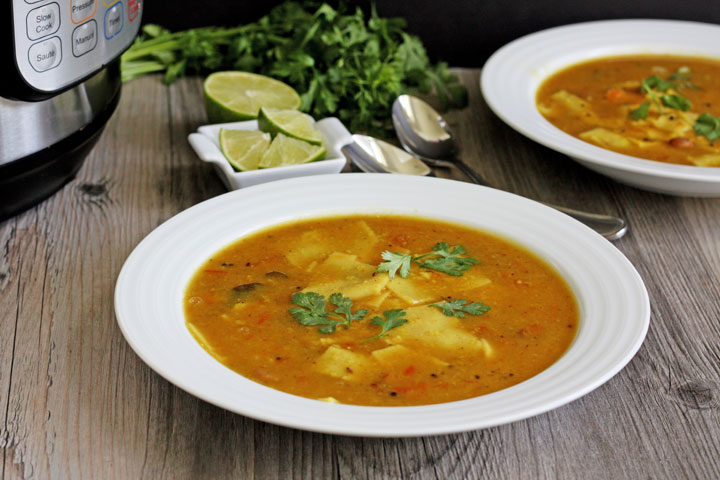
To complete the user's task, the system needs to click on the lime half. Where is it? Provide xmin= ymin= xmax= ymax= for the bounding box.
xmin=204 ymin=72 xmax=302 ymax=123
xmin=258 ymin=108 xmax=324 ymax=145
xmin=219 ymin=129 xmax=271 ymax=171
xmin=259 ymin=133 xmax=326 ymax=169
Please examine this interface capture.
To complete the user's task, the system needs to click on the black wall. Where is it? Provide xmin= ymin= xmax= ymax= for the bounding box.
xmin=142 ymin=1 xmax=720 ymax=66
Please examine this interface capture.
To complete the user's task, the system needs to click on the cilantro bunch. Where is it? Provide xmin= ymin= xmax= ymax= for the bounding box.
xmin=121 ymin=2 xmax=467 ymax=134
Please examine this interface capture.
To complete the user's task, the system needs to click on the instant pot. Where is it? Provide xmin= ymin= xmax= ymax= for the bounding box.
xmin=0 ymin=0 xmax=143 ymax=220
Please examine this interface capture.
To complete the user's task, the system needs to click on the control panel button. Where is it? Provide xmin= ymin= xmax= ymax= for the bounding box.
xmin=104 ymin=2 xmax=123 ymax=39
xmin=15 ymin=0 xmax=142 ymax=94
xmin=26 ymin=3 xmax=61 ymax=41
xmin=28 ymin=37 xmax=62 ymax=72
xmin=71 ymin=0 xmax=97 ymax=24
xmin=72 ymin=20 xmax=97 ymax=57
xmin=128 ymin=0 xmax=140 ymax=22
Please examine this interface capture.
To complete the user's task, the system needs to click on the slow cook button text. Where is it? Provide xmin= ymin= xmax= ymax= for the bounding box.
xmin=26 ymin=3 xmax=60 ymax=41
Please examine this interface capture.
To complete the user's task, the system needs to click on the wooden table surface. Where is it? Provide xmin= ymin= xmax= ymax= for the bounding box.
xmin=2 ymin=70 xmax=719 ymax=479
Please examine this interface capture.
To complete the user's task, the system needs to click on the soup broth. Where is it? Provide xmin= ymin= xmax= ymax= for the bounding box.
xmin=184 ymin=215 xmax=578 ymax=406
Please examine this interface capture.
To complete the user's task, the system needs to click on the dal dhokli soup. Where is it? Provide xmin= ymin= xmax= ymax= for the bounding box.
xmin=537 ymin=55 xmax=720 ymax=167
xmin=184 ymin=215 xmax=578 ymax=406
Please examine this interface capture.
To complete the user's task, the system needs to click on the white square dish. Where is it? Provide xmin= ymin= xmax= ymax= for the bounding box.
xmin=187 ymin=117 xmax=351 ymax=189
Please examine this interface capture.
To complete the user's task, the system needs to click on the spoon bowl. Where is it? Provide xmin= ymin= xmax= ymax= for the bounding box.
xmin=393 ymin=95 xmax=456 ymax=159
xmin=342 ymin=134 xmax=432 ymax=176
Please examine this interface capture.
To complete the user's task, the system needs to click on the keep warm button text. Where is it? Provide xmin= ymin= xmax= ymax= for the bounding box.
xmin=72 ymin=20 xmax=98 ymax=57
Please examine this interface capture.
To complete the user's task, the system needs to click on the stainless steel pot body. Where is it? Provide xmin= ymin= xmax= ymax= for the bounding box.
xmin=0 ymin=66 xmax=120 ymax=167
xmin=0 ymin=63 xmax=121 ymax=220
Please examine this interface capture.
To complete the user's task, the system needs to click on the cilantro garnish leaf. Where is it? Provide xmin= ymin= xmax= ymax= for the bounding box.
xmin=376 ymin=242 xmax=479 ymax=278
xmin=661 ymin=94 xmax=691 ymax=111
xmin=430 ymin=299 xmax=491 ymax=318
xmin=376 ymin=251 xmax=413 ymax=278
xmin=329 ymin=293 xmax=368 ymax=324
xmin=644 ymin=75 xmax=675 ymax=93
xmin=317 ymin=323 xmax=341 ymax=334
xmin=289 ymin=292 xmax=328 ymax=324
xmin=289 ymin=292 xmax=368 ymax=334
xmin=629 ymin=102 xmax=650 ymax=120
xmin=363 ymin=309 xmax=408 ymax=342
xmin=415 ymin=242 xmax=479 ymax=276
xmin=694 ymin=113 xmax=720 ymax=142
xmin=629 ymin=73 xmax=693 ymax=119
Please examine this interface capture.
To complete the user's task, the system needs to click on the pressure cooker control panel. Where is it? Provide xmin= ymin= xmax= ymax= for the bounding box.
xmin=11 ymin=0 xmax=142 ymax=94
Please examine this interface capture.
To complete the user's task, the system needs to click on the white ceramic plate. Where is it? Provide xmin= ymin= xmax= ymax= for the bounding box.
xmin=115 ymin=174 xmax=649 ymax=437
xmin=187 ymin=117 xmax=350 ymax=189
xmin=481 ymin=19 xmax=720 ymax=197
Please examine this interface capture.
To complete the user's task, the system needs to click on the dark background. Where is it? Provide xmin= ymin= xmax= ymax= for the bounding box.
xmin=142 ymin=0 xmax=720 ymax=66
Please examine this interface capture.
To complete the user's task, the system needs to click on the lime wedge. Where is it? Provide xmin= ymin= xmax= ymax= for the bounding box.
xmin=259 ymin=133 xmax=326 ymax=169
xmin=258 ymin=108 xmax=324 ymax=145
xmin=219 ymin=129 xmax=271 ymax=171
xmin=204 ymin=72 xmax=302 ymax=123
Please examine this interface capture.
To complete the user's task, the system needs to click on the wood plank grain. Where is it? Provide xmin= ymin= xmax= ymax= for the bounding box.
xmin=0 ymin=214 xmax=53 ymax=480
xmin=1 ymin=75 xmax=179 ymax=479
xmin=0 ymin=218 xmax=16 ymax=480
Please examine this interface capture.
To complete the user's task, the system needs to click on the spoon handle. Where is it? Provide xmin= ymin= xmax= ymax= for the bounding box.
xmin=452 ymin=159 xmax=491 ymax=187
xmin=447 ymin=158 xmax=628 ymax=240
xmin=540 ymin=202 xmax=628 ymax=240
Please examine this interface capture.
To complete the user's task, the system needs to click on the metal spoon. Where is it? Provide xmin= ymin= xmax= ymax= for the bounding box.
xmin=342 ymin=134 xmax=432 ymax=175
xmin=392 ymin=95 xmax=628 ymax=240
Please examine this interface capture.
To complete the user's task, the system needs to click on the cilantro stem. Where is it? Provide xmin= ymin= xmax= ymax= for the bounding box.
xmin=642 ymin=82 xmax=663 ymax=116
xmin=120 ymin=62 xmax=169 ymax=82
xmin=122 ymin=40 xmax=182 ymax=61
